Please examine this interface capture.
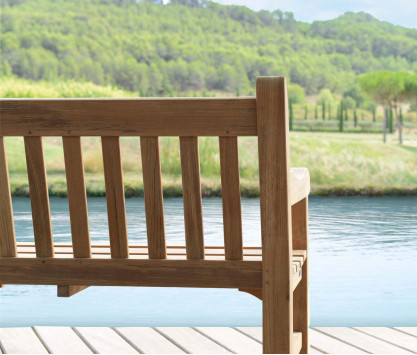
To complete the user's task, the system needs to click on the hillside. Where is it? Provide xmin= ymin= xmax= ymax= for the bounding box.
xmin=1 ymin=0 xmax=416 ymax=97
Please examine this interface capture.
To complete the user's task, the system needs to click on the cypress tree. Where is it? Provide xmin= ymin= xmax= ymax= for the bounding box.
xmin=322 ymin=102 xmax=325 ymax=120
xmin=354 ymin=109 xmax=358 ymax=127
xmin=339 ymin=107 xmax=344 ymax=132
xmin=289 ymin=99 xmax=293 ymax=131
xmin=315 ymin=105 xmax=318 ymax=120
xmin=344 ymin=109 xmax=348 ymax=121
xmin=400 ymin=107 xmax=403 ymax=125
xmin=328 ymin=104 xmax=331 ymax=120
xmin=372 ymin=107 xmax=376 ymax=122
xmin=388 ymin=107 xmax=393 ymax=133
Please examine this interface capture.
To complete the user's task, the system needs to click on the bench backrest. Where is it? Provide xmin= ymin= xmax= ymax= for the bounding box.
xmin=0 ymin=77 xmax=292 ymax=269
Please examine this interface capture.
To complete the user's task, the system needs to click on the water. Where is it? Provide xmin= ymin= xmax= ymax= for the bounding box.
xmin=1 ymin=196 xmax=416 ymax=327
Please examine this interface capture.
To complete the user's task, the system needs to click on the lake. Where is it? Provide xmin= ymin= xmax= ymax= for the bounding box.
xmin=0 ymin=196 xmax=416 ymax=327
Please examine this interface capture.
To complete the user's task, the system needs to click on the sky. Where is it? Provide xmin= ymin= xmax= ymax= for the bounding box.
xmin=214 ymin=0 xmax=417 ymax=29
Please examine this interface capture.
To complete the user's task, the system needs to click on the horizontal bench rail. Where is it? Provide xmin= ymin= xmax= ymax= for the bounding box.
xmin=0 ymin=98 xmax=257 ymax=136
xmin=0 ymin=258 xmax=262 ymax=289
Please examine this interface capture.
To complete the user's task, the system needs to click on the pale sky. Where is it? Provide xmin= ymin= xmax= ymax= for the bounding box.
xmin=214 ymin=0 xmax=417 ymax=28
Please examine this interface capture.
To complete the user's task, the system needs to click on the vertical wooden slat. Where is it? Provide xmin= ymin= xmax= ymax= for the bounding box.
xmin=63 ymin=137 xmax=91 ymax=258
xmin=179 ymin=136 xmax=204 ymax=259
xmin=140 ymin=137 xmax=166 ymax=259
xmin=219 ymin=136 xmax=243 ymax=260
xmin=101 ymin=136 xmax=129 ymax=258
xmin=293 ymin=197 xmax=309 ymax=354
xmin=24 ymin=136 xmax=54 ymax=258
xmin=256 ymin=77 xmax=293 ymax=354
xmin=0 ymin=137 xmax=17 ymax=257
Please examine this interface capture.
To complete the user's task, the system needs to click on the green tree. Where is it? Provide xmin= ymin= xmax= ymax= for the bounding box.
xmin=359 ymin=71 xmax=404 ymax=143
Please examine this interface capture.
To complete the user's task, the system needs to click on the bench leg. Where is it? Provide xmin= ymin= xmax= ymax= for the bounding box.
xmin=292 ymin=198 xmax=309 ymax=354
xmin=263 ymin=279 xmax=292 ymax=353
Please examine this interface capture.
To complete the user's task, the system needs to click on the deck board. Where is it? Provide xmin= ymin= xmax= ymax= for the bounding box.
xmin=309 ymin=328 xmax=367 ymax=354
xmin=155 ymin=327 xmax=231 ymax=354
xmin=354 ymin=327 xmax=417 ymax=353
xmin=74 ymin=327 xmax=138 ymax=354
xmin=114 ymin=327 xmax=185 ymax=354
xmin=195 ymin=327 xmax=262 ymax=353
xmin=316 ymin=327 xmax=413 ymax=354
xmin=0 ymin=327 xmax=416 ymax=354
xmin=33 ymin=326 xmax=93 ymax=354
xmin=0 ymin=327 xmax=48 ymax=354
xmin=395 ymin=328 xmax=417 ymax=338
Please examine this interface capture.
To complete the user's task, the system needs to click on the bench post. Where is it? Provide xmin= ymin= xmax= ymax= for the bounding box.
xmin=293 ymin=197 xmax=309 ymax=353
xmin=257 ymin=77 xmax=293 ymax=353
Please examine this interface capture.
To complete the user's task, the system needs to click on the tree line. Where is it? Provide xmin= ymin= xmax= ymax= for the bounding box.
xmin=1 ymin=0 xmax=416 ymax=99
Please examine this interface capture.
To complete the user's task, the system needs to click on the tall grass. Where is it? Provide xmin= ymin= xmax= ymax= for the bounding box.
xmin=4 ymin=132 xmax=417 ymax=197
xmin=0 ymin=77 xmax=136 ymax=98
xmin=2 ymin=78 xmax=417 ymax=196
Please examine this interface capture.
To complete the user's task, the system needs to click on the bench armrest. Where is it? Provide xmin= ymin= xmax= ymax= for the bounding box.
xmin=290 ymin=167 xmax=310 ymax=205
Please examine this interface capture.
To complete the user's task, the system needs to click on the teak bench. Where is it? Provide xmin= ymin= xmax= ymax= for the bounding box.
xmin=0 ymin=77 xmax=310 ymax=354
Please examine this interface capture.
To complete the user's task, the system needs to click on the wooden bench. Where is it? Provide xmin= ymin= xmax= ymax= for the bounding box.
xmin=0 ymin=77 xmax=310 ymax=354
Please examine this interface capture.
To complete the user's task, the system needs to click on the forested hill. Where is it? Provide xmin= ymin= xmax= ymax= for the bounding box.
xmin=1 ymin=0 xmax=416 ymax=96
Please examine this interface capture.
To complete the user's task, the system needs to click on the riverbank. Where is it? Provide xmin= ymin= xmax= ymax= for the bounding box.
xmin=5 ymin=132 xmax=417 ymax=197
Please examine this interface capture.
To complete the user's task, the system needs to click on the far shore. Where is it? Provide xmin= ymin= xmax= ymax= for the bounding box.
xmin=6 ymin=131 xmax=417 ymax=198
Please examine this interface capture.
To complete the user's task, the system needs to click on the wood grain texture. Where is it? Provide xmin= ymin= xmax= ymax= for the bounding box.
xmin=57 ymin=285 xmax=89 ymax=297
xmin=24 ymin=136 xmax=54 ymax=258
xmin=33 ymin=326 xmax=93 ymax=354
xmin=219 ymin=136 xmax=243 ymax=260
xmin=309 ymin=329 xmax=366 ymax=354
xmin=195 ymin=327 xmax=262 ymax=354
xmin=256 ymin=77 xmax=293 ymax=354
xmin=63 ymin=137 xmax=91 ymax=258
xmin=316 ymin=328 xmax=411 ymax=354
xmin=115 ymin=327 xmax=185 ymax=354
xmin=0 ymin=258 xmax=262 ymax=289
xmin=292 ymin=197 xmax=309 ymax=354
xmin=101 ymin=137 xmax=129 ymax=258
xmin=0 ymin=328 xmax=48 ymax=354
xmin=1 ymin=98 xmax=257 ymax=136
xmin=140 ymin=137 xmax=166 ymax=259
xmin=155 ymin=327 xmax=230 ymax=354
xmin=179 ymin=137 xmax=204 ymax=259
xmin=74 ymin=327 xmax=138 ymax=354
xmin=290 ymin=168 xmax=310 ymax=206
xmin=353 ymin=327 xmax=417 ymax=353
xmin=0 ymin=137 xmax=17 ymax=257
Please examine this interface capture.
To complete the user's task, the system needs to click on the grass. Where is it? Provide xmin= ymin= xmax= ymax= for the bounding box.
xmin=2 ymin=77 xmax=417 ymax=197
xmin=4 ymin=132 xmax=417 ymax=197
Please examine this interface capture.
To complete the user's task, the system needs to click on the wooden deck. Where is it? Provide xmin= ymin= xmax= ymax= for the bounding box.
xmin=0 ymin=327 xmax=416 ymax=354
